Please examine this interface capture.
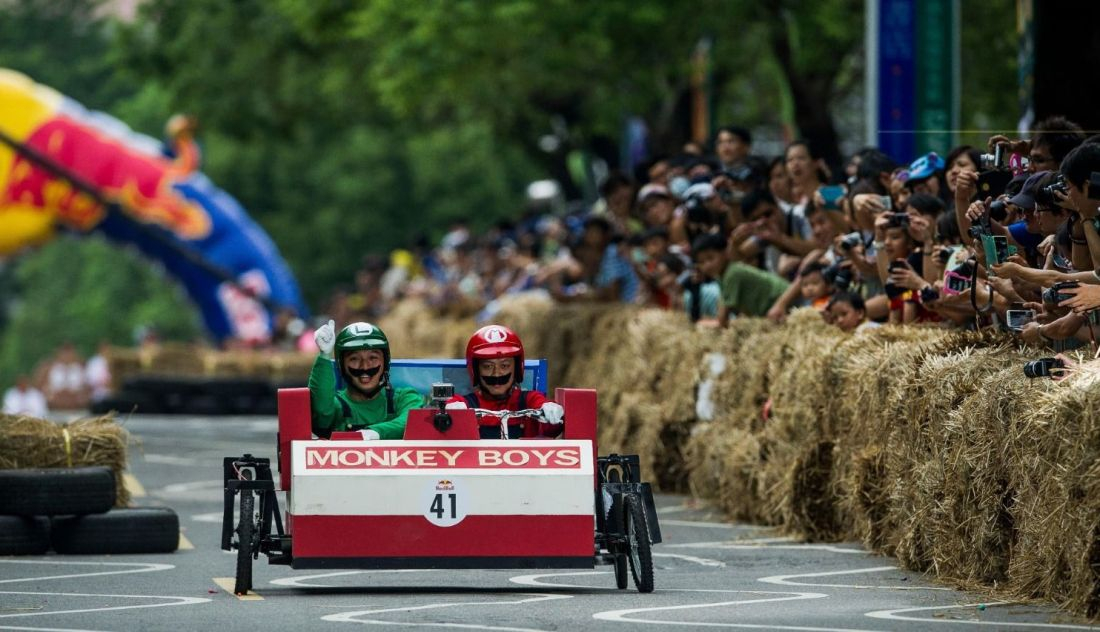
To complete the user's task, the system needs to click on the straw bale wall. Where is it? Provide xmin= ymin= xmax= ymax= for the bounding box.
xmin=376 ymin=296 xmax=1100 ymax=619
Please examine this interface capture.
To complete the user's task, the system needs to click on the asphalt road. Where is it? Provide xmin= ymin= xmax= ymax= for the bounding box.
xmin=1 ymin=415 xmax=1097 ymax=631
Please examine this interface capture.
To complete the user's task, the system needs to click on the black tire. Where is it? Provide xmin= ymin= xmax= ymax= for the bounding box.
xmin=51 ymin=507 xmax=179 ymax=554
xmin=234 ymin=491 xmax=255 ymax=595
xmin=614 ymin=554 xmax=629 ymax=589
xmin=0 ymin=516 xmax=50 ymax=555
xmin=624 ymin=494 xmax=654 ymax=593
xmin=0 ymin=467 xmax=115 ymax=516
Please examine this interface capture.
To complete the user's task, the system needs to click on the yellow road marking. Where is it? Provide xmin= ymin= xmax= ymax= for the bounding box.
xmin=122 ymin=473 xmax=146 ymax=497
xmin=213 ymin=577 xmax=263 ymax=600
xmin=178 ymin=532 xmax=194 ymax=550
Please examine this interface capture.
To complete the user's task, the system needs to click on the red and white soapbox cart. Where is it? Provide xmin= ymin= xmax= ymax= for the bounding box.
xmin=221 ymin=359 xmax=662 ymax=595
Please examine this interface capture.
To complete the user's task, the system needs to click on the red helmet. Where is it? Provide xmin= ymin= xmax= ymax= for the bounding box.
xmin=465 ymin=325 xmax=525 ymax=386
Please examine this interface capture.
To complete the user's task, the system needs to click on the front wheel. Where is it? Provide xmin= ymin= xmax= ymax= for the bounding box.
xmin=234 ymin=491 xmax=256 ymax=595
xmin=624 ymin=494 xmax=654 ymax=593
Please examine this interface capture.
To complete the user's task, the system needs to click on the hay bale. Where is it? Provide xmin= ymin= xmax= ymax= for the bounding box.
xmin=0 ymin=414 xmax=131 ymax=507
xmin=1008 ymin=358 xmax=1100 ymax=617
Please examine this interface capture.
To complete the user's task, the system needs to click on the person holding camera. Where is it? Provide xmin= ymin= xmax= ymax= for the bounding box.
xmin=309 ymin=320 xmax=425 ymax=440
xmin=443 ymin=325 xmax=564 ymax=439
xmin=692 ymin=232 xmax=789 ymax=327
xmin=736 ymin=188 xmax=816 ymax=278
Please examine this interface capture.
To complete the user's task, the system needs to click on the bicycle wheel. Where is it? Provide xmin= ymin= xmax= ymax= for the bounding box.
xmin=624 ymin=494 xmax=654 ymax=593
xmin=234 ymin=491 xmax=256 ymax=595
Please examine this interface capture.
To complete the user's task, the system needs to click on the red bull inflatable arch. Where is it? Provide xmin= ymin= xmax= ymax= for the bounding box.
xmin=0 ymin=69 xmax=307 ymax=343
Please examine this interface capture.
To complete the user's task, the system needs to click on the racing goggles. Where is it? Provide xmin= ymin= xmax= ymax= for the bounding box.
xmin=346 ymin=365 xmax=382 ymax=379
xmin=480 ymin=373 xmax=512 ymax=386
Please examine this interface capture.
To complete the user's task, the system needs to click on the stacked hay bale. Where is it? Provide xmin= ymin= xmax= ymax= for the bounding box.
xmin=1008 ymin=358 xmax=1100 ymax=617
xmin=0 ymin=414 xmax=131 ymax=507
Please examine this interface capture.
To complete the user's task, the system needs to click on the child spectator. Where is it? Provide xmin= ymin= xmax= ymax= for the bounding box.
xmin=799 ymin=262 xmax=834 ymax=310
xmin=826 ymin=292 xmax=880 ymax=333
xmin=3 ymin=375 xmax=48 ymax=417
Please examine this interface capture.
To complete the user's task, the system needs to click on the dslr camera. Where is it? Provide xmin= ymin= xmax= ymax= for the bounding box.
xmin=1042 ymin=281 xmax=1079 ymax=305
xmin=838 ymin=232 xmax=862 ymax=253
xmin=1023 ymin=357 xmax=1064 ymax=379
xmin=1039 ymin=175 xmax=1068 ymax=204
xmin=822 ymin=260 xmax=853 ymax=292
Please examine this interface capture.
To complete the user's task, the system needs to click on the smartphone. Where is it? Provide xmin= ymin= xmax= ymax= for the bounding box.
xmin=819 ymin=185 xmax=846 ymax=210
xmin=981 ymin=233 xmax=1016 ymax=265
xmin=880 ymin=195 xmax=893 ymax=211
xmin=1006 ymin=309 xmax=1036 ymax=331
xmin=943 ymin=270 xmax=972 ymax=296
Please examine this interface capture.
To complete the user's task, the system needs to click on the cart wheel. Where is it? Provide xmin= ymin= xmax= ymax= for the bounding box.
xmin=614 ymin=554 xmax=629 ymax=589
xmin=624 ymin=494 xmax=654 ymax=593
xmin=234 ymin=490 xmax=256 ymax=595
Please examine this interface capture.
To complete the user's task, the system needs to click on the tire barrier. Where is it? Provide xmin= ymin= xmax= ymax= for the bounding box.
xmin=378 ymin=295 xmax=1100 ymax=620
xmin=0 ymin=467 xmax=115 ymax=516
xmin=51 ymin=508 xmax=179 ymax=555
xmin=0 ymin=415 xmax=130 ymax=507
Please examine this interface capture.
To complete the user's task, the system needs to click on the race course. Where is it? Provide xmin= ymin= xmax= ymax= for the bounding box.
xmin=1 ymin=415 xmax=1097 ymax=632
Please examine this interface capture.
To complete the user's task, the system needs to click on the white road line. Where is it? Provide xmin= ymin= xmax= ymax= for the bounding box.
xmin=190 ymin=511 xmax=222 ymax=523
xmin=269 ymin=569 xmax=440 ymax=588
xmin=865 ymin=602 xmax=1100 ymax=629
xmin=0 ymin=562 xmax=174 ymax=584
xmin=759 ymin=565 xmax=949 ymax=591
xmin=652 ymin=553 xmax=726 ymax=567
xmin=0 ymin=625 xmax=113 ymax=631
xmin=660 ymin=519 xmax=739 ymax=528
xmin=655 ymin=505 xmax=692 ymax=514
xmin=321 ymin=593 xmax=573 ymax=630
xmin=142 ymin=454 xmax=198 ymax=466
xmin=592 ymin=591 xmax=861 ymax=630
xmin=509 ymin=572 xmax=610 ymax=588
xmin=667 ymin=541 xmax=866 ymax=554
xmin=0 ymin=592 xmax=209 ymax=618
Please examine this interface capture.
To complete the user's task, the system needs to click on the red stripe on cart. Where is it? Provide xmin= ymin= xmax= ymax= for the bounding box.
xmin=292 ymin=514 xmax=593 ymax=558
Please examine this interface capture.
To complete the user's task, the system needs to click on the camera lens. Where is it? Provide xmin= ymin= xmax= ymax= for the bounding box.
xmin=989 ymin=200 xmax=1008 ymax=222
xmin=1023 ymin=358 xmax=1062 ymax=379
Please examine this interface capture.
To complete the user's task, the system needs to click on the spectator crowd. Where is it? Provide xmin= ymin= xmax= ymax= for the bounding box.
xmin=317 ymin=117 xmax=1100 ymax=358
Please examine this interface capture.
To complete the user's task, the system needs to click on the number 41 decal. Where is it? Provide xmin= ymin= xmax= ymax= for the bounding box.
xmin=424 ymin=479 xmax=466 ymax=527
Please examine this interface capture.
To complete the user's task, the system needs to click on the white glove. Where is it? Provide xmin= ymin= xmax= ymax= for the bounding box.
xmin=540 ymin=402 xmax=564 ymax=425
xmin=314 ymin=319 xmax=336 ymax=358
xmin=359 ymin=429 xmax=380 ymax=440
xmin=445 ymin=401 xmax=468 ymax=410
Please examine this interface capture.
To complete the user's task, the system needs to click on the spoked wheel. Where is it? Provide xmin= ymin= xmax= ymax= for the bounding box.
xmin=623 ymin=494 xmax=654 ymax=593
xmin=234 ymin=490 xmax=257 ymax=595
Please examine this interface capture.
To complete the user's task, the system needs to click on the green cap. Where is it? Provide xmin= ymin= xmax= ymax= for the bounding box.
xmin=335 ymin=322 xmax=390 ymax=371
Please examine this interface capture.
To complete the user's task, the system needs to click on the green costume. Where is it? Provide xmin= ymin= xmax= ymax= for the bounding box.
xmin=308 ymin=356 xmax=422 ymax=439
xmin=308 ymin=321 xmax=424 ymax=439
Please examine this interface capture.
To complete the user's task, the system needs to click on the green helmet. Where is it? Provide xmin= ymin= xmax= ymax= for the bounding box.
xmin=335 ymin=322 xmax=390 ymax=372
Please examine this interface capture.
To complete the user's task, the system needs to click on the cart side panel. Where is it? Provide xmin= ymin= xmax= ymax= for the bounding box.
xmin=278 ymin=388 xmax=312 ymax=491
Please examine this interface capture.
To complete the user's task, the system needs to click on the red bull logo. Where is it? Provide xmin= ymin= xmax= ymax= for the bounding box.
xmin=2 ymin=117 xmax=212 ymax=240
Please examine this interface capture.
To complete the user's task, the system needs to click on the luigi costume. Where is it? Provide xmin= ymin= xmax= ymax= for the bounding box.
xmin=308 ymin=321 xmax=424 ymax=439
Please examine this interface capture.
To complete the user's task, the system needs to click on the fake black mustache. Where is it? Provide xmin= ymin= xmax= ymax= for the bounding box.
xmin=480 ymin=373 xmax=511 ymax=386
xmin=347 ymin=365 xmax=382 ymax=378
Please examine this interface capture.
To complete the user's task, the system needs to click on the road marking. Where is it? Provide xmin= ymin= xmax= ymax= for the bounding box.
xmin=121 ymin=473 xmax=146 ymax=498
xmin=865 ymin=602 xmax=1100 ymax=628
xmin=143 ymin=454 xmax=198 ymax=466
xmin=759 ymin=565 xmax=950 ymax=591
xmin=212 ymin=577 xmax=262 ymax=600
xmin=0 ymin=562 xmax=174 ymax=584
xmin=177 ymin=532 xmax=194 ymax=550
xmin=269 ymin=569 xmax=440 ymax=588
xmin=191 ymin=511 xmax=222 ymax=524
xmin=0 ymin=624 xmax=112 ymax=631
xmin=0 ymin=592 xmax=209 ymax=618
xmin=592 ymin=591 xmax=854 ymax=630
xmin=652 ymin=553 xmax=726 ymax=567
xmin=322 ymin=593 xmax=572 ymax=630
xmin=160 ymin=480 xmax=221 ymax=495
xmin=660 ymin=519 xmax=739 ymax=528
xmin=668 ymin=541 xmax=866 ymax=554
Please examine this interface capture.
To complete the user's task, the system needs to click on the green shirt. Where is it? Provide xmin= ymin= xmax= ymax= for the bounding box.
xmin=308 ymin=356 xmax=424 ymax=439
xmin=719 ymin=262 xmax=789 ymax=317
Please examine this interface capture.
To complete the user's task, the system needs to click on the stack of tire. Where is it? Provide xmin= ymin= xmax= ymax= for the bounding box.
xmin=0 ymin=467 xmax=179 ymax=555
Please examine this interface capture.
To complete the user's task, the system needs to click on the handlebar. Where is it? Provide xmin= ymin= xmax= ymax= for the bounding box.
xmin=470 ymin=408 xmax=547 ymax=440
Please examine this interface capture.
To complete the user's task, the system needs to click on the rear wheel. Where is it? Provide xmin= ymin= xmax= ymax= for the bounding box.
xmin=234 ymin=491 xmax=255 ymax=595
xmin=624 ymin=494 xmax=654 ymax=593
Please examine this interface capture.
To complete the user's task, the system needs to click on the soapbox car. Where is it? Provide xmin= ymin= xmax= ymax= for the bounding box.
xmin=220 ymin=359 xmax=661 ymax=594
